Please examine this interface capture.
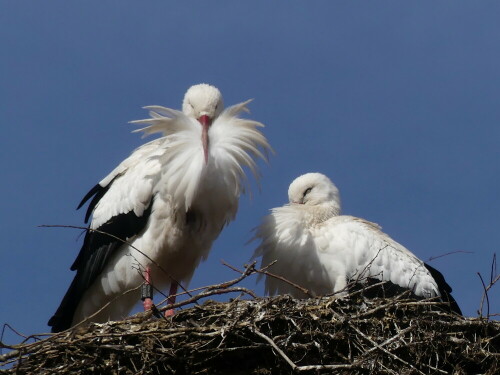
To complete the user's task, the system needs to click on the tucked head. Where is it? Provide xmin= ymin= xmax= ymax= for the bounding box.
xmin=288 ymin=173 xmax=341 ymax=211
xmin=182 ymin=84 xmax=224 ymax=163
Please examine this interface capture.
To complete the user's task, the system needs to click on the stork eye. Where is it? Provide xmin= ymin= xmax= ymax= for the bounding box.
xmin=303 ymin=187 xmax=313 ymax=198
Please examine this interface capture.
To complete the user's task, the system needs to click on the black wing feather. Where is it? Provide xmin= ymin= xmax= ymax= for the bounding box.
xmin=48 ymin=182 xmax=153 ymax=332
xmin=348 ymin=264 xmax=462 ymax=316
xmin=78 ymin=182 xmax=113 ymax=223
xmin=424 ymin=263 xmax=462 ymax=315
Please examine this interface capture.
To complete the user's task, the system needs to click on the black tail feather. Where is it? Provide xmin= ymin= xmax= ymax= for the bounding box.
xmin=424 ymin=263 xmax=462 ymax=315
xmin=48 ymin=276 xmax=86 ymax=333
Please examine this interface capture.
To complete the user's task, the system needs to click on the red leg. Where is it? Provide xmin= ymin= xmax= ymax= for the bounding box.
xmin=165 ymin=282 xmax=178 ymax=317
xmin=141 ymin=266 xmax=153 ymax=311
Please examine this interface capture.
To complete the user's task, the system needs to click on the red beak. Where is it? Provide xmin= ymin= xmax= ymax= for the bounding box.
xmin=198 ymin=115 xmax=212 ymax=164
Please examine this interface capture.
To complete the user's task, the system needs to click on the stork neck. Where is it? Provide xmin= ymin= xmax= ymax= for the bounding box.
xmin=299 ymin=202 xmax=340 ymax=226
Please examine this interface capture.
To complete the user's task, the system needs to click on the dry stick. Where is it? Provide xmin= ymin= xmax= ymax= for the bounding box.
xmin=155 ymin=281 xmax=240 ymax=306
xmin=2 ymin=295 xmax=496 ymax=370
xmin=77 ymin=285 xmax=148 ymax=328
xmin=490 ymin=253 xmax=497 ymax=284
xmin=2 ymin=262 xmax=258 ymax=363
xmin=358 ymin=326 xmax=415 ymax=357
xmin=477 ymin=272 xmax=491 ymax=318
xmin=42 ymin=224 xmax=203 ymax=320
xmin=338 ymin=279 xmax=410 ymax=300
xmin=157 ymin=263 xmax=258 ymax=313
xmin=52 ymin=285 xmax=145 ymax=337
xmin=163 ymin=263 xmax=258 ymax=307
xmin=0 ymin=324 xmax=40 ymax=357
xmin=0 ymin=308 xmax=113 ymax=363
xmin=220 ymin=260 xmax=249 ymax=274
xmin=349 ymin=296 xmax=413 ymax=321
xmin=354 ymin=245 xmax=388 ymax=282
xmin=39 ymin=224 xmax=193 ymax=299
xmin=251 ymin=326 xmax=297 ymax=370
xmin=158 ymin=287 xmax=257 ymax=314
xmin=43 ymin=285 xmax=143 ymax=338
xmin=252 ymin=326 xmax=356 ymax=371
xmin=477 ymin=253 xmax=500 ymax=319
xmin=350 ymin=325 xmax=426 ymax=375
xmin=221 ymin=260 xmax=314 ymax=297
xmin=426 ymin=250 xmax=473 ymax=262
xmin=252 ymin=259 xmax=277 ymax=273
xmin=0 ymin=324 xmax=32 ymax=345
xmin=359 ymin=244 xmax=436 ymax=294
xmin=332 ymin=244 xmax=425 ymax=301
xmin=295 ymin=364 xmax=359 ymax=372
xmin=259 ymin=269 xmax=313 ymax=297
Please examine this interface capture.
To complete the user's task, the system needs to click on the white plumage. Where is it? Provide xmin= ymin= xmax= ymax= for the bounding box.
xmin=49 ymin=84 xmax=271 ymax=332
xmin=253 ymin=173 xmax=460 ymax=313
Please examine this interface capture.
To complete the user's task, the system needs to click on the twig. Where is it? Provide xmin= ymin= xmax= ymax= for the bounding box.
xmin=477 ymin=254 xmax=499 ymax=319
xmin=258 ymin=269 xmax=314 ymax=297
xmin=221 ymin=259 xmax=314 ymax=297
xmin=252 ymin=326 xmax=358 ymax=372
xmin=351 ymin=325 xmax=426 ymax=375
xmin=490 ymin=253 xmax=497 ymax=284
xmin=2 ymin=260 xmax=498 ymax=374
xmin=157 ymin=263 xmax=258 ymax=313
xmin=358 ymin=326 xmax=413 ymax=357
xmin=39 ymin=224 xmax=193 ymax=298
xmin=252 ymin=326 xmax=297 ymax=370
xmin=477 ymin=272 xmax=490 ymax=319
xmin=426 ymin=250 xmax=473 ymax=262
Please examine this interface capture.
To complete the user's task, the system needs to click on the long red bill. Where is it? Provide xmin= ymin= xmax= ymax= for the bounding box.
xmin=198 ymin=115 xmax=212 ymax=164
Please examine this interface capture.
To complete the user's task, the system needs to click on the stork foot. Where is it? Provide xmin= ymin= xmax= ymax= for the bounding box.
xmin=165 ymin=282 xmax=178 ymax=317
xmin=141 ymin=266 xmax=154 ymax=311
xmin=165 ymin=308 xmax=175 ymax=317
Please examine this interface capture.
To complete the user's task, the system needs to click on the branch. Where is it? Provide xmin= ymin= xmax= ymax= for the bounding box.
xmin=39 ymin=224 xmax=193 ymax=298
xmin=221 ymin=259 xmax=314 ymax=297
xmin=157 ymin=262 xmax=258 ymax=313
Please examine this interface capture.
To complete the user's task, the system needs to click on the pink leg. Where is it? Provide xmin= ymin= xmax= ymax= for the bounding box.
xmin=141 ymin=267 xmax=153 ymax=311
xmin=165 ymin=282 xmax=178 ymax=317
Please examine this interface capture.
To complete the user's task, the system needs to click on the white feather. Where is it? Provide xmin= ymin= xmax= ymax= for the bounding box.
xmin=253 ymin=173 xmax=441 ymax=300
xmin=70 ymin=84 xmax=271 ymax=325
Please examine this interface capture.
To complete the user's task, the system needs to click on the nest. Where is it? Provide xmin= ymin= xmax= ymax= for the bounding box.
xmin=2 ymin=290 xmax=499 ymax=375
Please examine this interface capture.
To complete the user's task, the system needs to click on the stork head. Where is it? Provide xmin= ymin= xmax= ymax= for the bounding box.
xmin=288 ymin=173 xmax=341 ymax=214
xmin=182 ymin=84 xmax=224 ymax=163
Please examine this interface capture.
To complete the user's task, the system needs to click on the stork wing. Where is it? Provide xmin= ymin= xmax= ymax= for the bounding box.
xmin=319 ymin=217 xmax=461 ymax=314
xmin=313 ymin=216 xmax=440 ymax=297
xmin=48 ymin=141 xmax=163 ymax=332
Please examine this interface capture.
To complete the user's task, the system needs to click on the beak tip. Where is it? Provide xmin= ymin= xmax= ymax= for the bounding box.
xmin=198 ymin=115 xmax=212 ymax=127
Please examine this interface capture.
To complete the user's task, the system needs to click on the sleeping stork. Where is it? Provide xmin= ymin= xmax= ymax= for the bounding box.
xmin=48 ymin=84 xmax=271 ymax=332
xmin=253 ymin=173 xmax=461 ymax=314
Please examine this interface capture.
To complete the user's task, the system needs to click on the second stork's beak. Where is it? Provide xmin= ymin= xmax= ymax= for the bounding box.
xmin=198 ymin=114 xmax=212 ymax=164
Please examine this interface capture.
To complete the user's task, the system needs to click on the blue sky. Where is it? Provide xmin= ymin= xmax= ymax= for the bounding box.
xmin=1 ymin=1 xmax=499 ymax=347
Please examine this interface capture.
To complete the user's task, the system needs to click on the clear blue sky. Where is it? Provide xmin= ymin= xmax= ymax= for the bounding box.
xmin=1 ymin=1 xmax=499 ymax=347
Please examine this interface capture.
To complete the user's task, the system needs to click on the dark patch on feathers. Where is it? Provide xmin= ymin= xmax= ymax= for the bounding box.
xmin=349 ymin=265 xmax=462 ymax=316
xmin=185 ymin=209 xmax=197 ymax=226
xmin=424 ymin=263 xmax=462 ymax=315
xmin=48 ymin=182 xmax=153 ymax=333
xmin=78 ymin=181 xmax=113 ymax=223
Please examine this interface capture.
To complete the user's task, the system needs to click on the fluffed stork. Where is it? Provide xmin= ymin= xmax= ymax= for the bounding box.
xmin=48 ymin=84 xmax=271 ymax=332
xmin=253 ymin=173 xmax=461 ymax=314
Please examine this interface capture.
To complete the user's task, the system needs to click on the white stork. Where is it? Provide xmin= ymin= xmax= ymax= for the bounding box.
xmin=48 ymin=84 xmax=271 ymax=332
xmin=253 ymin=173 xmax=461 ymax=314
